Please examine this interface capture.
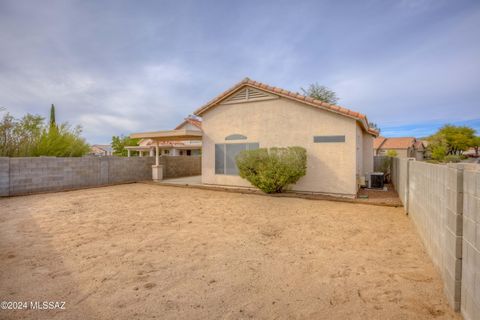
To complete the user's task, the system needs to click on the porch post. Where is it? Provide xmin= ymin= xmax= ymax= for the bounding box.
xmin=139 ymin=151 xmax=143 ymax=157
xmin=152 ymin=141 xmax=163 ymax=181
xmin=127 ymin=149 xmax=131 ymax=157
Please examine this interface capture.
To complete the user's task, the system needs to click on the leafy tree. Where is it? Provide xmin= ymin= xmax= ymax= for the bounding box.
xmin=236 ymin=146 xmax=307 ymax=193
xmin=427 ymin=125 xmax=476 ymax=158
xmin=112 ymin=135 xmax=140 ymax=156
xmin=386 ymin=150 xmax=398 ymax=157
xmin=32 ymin=123 xmax=89 ymax=157
xmin=301 ymin=83 xmax=339 ymax=104
xmin=471 ymin=136 xmax=480 ymax=157
xmin=430 ymin=144 xmax=447 ymax=161
xmin=0 ymin=106 xmax=89 ymax=157
xmin=49 ymin=104 xmax=56 ymax=129
xmin=0 ymin=113 xmax=44 ymax=157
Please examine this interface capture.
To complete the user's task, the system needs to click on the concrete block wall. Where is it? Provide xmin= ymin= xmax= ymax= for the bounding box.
xmin=0 ymin=158 xmax=9 ymax=196
xmin=161 ymin=156 xmax=202 ymax=179
xmin=391 ymin=158 xmax=412 ymax=206
xmin=107 ymin=157 xmax=155 ymax=184
xmin=462 ymin=165 xmax=480 ymax=320
xmin=406 ymin=161 xmax=463 ymax=310
xmin=0 ymin=156 xmax=202 ymax=197
xmin=391 ymin=158 xmax=480 ymax=316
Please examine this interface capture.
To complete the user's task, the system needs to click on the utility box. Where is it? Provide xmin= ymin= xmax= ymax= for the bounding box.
xmin=368 ymin=172 xmax=384 ymax=189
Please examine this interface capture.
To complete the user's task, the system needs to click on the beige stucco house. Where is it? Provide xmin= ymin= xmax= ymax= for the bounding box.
xmin=374 ymin=136 xmax=425 ymax=160
xmin=89 ymin=144 xmax=113 ymax=156
xmin=193 ymin=78 xmax=378 ymax=197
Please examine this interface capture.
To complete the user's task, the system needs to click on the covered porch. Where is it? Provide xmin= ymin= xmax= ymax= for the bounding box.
xmin=130 ymin=129 xmax=203 ymax=181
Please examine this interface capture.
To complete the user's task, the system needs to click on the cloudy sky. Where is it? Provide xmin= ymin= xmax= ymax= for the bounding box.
xmin=1 ymin=0 xmax=479 ymax=143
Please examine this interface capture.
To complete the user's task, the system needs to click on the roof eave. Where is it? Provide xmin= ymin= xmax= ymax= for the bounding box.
xmin=193 ymin=79 xmax=378 ymax=136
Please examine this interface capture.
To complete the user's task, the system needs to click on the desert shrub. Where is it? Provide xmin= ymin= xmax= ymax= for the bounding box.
xmin=443 ymin=154 xmax=463 ymax=163
xmin=236 ymin=146 xmax=307 ymax=193
xmin=386 ymin=149 xmax=398 ymax=157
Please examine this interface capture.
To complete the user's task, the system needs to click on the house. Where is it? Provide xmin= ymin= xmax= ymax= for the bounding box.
xmin=127 ymin=117 xmax=202 ymax=157
xmin=193 ymin=78 xmax=378 ymax=197
xmin=89 ymin=144 xmax=113 ymax=156
xmin=374 ymin=136 xmax=425 ymax=160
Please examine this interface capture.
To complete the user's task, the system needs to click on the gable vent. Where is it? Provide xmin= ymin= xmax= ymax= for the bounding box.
xmin=226 ymin=88 xmax=248 ymax=102
xmin=222 ymin=87 xmax=277 ymax=105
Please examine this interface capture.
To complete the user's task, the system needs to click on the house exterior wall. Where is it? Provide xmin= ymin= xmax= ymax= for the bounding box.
xmin=201 ymin=97 xmax=366 ymax=196
xmin=362 ymin=132 xmax=374 ymax=174
xmin=356 ymin=124 xmax=363 ymax=180
xmin=178 ymin=122 xmax=200 ymax=131
xmin=377 ymin=148 xmax=409 ymax=158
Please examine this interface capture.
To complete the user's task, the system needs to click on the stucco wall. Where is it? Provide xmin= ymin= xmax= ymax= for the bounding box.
xmin=362 ymin=132 xmax=374 ymax=174
xmin=355 ymin=124 xmax=363 ymax=180
xmin=201 ymin=96 xmax=371 ymax=196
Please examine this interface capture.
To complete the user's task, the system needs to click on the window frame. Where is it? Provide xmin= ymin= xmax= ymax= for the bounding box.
xmin=215 ymin=142 xmax=259 ymax=175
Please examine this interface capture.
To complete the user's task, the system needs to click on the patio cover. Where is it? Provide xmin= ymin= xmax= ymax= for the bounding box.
xmin=129 ymin=129 xmax=203 ymax=168
xmin=130 ymin=129 xmax=202 ymax=141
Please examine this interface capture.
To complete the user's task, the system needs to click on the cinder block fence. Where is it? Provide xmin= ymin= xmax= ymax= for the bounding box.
xmin=391 ymin=158 xmax=479 ymax=320
xmin=0 ymin=156 xmax=201 ymax=197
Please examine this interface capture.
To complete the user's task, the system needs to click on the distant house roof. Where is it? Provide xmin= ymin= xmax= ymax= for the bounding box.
xmin=414 ymin=140 xmax=425 ymax=150
xmin=92 ymin=144 xmax=113 ymax=153
xmin=193 ymin=77 xmax=378 ymax=136
xmin=373 ymin=137 xmax=387 ymax=149
xmin=374 ymin=137 xmax=417 ymax=150
xmin=175 ymin=117 xmax=202 ymax=130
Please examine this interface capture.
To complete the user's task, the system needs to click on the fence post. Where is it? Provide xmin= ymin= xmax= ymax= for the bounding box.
xmin=404 ymin=158 xmax=415 ymax=215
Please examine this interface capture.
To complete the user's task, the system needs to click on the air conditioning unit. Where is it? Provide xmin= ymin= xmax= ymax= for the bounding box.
xmin=368 ymin=172 xmax=384 ymax=189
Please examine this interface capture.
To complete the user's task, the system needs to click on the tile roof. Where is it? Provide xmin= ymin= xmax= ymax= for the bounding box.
xmin=194 ymin=77 xmax=378 ymax=136
xmin=174 ymin=117 xmax=202 ymax=130
xmin=373 ymin=137 xmax=387 ymax=149
xmin=375 ymin=137 xmax=416 ymax=150
xmin=92 ymin=144 xmax=113 ymax=152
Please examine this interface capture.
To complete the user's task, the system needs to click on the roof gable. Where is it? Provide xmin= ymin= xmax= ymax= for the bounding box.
xmin=194 ymin=78 xmax=378 ymax=136
xmin=174 ymin=117 xmax=202 ymax=130
xmin=221 ymin=87 xmax=278 ymax=105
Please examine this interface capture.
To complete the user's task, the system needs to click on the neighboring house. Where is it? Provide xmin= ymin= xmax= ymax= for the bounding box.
xmin=464 ymin=147 xmax=479 ymax=158
xmin=126 ymin=117 xmax=202 ymax=157
xmin=193 ymin=78 xmax=378 ymax=197
xmin=89 ymin=144 xmax=113 ymax=156
xmin=374 ymin=136 xmax=425 ymax=160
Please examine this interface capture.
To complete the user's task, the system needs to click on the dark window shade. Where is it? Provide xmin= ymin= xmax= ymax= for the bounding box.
xmin=215 ymin=144 xmax=225 ymax=174
xmin=215 ymin=143 xmax=259 ymax=175
xmin=313 ymin=135 xmax=345 ymax=143
xmin=226 ymin=144 xmax=246 ymax=175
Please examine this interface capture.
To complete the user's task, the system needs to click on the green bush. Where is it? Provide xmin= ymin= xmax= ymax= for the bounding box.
xmin=386 ymin=149 xmax=398 ymax=157
xmin=443 ymin=154 xmax=463 ymax=163
xmin=236 ymin=146 xmax=307 ymax=193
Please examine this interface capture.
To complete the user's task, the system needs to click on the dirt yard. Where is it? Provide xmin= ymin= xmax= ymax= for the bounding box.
xmin=0 ymin=184 xmax=460 ymax=320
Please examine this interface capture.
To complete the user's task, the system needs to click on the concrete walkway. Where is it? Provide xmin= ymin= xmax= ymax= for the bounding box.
xmin=146 ymin=176 xmax=402 ymax=207
xmin=159 ymin=175 xmax=202 ymax=185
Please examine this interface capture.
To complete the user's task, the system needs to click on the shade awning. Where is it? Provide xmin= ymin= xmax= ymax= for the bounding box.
xmin=124 ymin=146 xmax=152 ymax=151
xmin=130 ymin=129 xmax=203 ymax=141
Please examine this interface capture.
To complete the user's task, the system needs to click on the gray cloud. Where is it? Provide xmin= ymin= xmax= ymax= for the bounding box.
xmin=0 ymin=0 xmax=479 ymax=143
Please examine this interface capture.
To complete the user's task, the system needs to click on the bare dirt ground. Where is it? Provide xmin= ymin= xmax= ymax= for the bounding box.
xmin=0 ymin=183 xmax=460 ymax=320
